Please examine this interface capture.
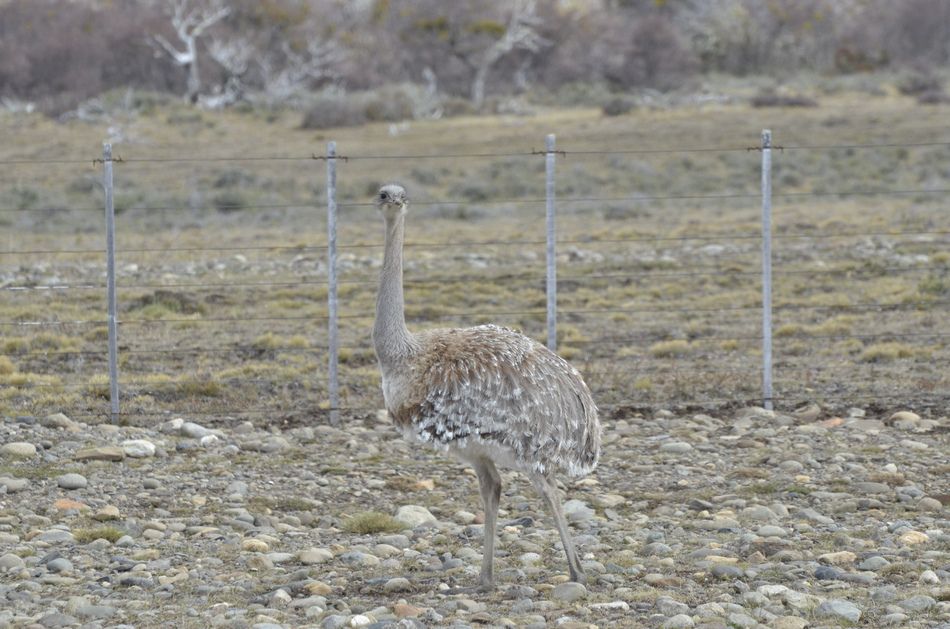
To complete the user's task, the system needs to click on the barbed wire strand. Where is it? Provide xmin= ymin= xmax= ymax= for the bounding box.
xmin=3 ymin=262 xmax=945 ymax=294
xmin=3 ymin=137 xmax=950 ymax=167
xmin=2 ymin=226 xmax=948 ymax=257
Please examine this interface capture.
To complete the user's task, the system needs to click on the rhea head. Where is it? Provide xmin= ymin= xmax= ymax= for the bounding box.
xmin=376 ymin=184 xmax=408 ymax=217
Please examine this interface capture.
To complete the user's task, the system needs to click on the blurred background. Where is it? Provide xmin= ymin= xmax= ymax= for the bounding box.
xmin=1 ymin=0 xmax=949 ymax=118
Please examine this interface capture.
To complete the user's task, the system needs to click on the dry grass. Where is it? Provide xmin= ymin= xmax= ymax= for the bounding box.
xmin=0 ymin=85 xmax=947 ymax=421
xmin=341 ymin=511 xmax=406 ymax=534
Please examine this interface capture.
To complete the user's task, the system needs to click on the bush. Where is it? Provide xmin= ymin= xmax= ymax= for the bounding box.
xmin=602 ymin=97 xmax=635 ymax=117
xmin=301 ymin=92 xmax=366 ymax=130
xmin=342 ymin=511 xmax=405 ymax=534
xmin=897 ymin=72 xmax=942 ymax=96
xmin=751 ymin=93 xmax=819 ymax=108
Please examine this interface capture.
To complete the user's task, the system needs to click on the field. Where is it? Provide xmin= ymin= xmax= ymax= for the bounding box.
xmin=0 ymin=84 xmax=949 ymax=627
xmin=1 ymin=83 xmax=948 ymax=423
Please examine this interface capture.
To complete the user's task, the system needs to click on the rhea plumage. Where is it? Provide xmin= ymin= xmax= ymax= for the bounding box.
xmin=372 ymin=183 xmax=601 ymax=590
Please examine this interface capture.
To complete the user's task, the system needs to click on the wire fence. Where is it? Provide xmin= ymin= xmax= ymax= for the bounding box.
xmin=1 ymin=129 xmax=948 ymax=425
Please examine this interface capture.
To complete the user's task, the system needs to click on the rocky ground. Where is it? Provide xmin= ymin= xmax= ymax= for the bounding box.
xmin=1 ymin=405 xmax=948 ymax=628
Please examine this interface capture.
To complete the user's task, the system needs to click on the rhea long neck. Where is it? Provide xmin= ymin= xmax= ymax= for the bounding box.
xmin=374 ymin=210 xmax=414 ymax=366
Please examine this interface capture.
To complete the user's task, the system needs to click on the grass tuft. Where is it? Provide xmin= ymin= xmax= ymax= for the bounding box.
xmin=74 ymin=526 xmax=124 ymax=544
xmin=342 ymin=511 xmax=406 ymax=534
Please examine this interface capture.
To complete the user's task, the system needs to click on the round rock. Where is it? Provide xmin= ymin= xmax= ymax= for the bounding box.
xmin=1 ymin=442 xmax=36 ymax=458
xmin=121 ymin=439 xmax=156 ymax=458
xmin=57 ymin=473 xmax=88 ymax=490
xmin=660 ymin=441 xmax=693 ymax=454
xmin=817 ymin=599 xmax=861 ymax=623
xmin=394 ymin=505 xmax=436 ymax=528
xmin=551 ymin=582 xmax=587 ymax=603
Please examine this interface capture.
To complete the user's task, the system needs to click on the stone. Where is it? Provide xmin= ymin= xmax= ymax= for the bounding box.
xmin=37 ymin=530 xmax=75 ymax=544
xmin=241 ymin=539 xmax=270 ymax=553
xmin=42 ymin=413 xmax=77 ymax=429
xmin=0 ymin=442 xmax=36 ymax=457
xmin=38 ymin=613 xmax=79 ymax=628
xmin=740 ymin=505 xmax=778 ymax=522
xmin=792 ymin=403 xmax=821 ymax=422
xmin=74 ymin=605 xmax=116 ymax=620
xmin=771 ymin=617 xmax=808 ymax=629
xmin=93 ymin=505 xmax=121 ymax=521
xmin=711 ymin=564 xmax=743 ymax=579
xmin=783 ymin=590 xmax=821 ymax=612
xmin=591 ymin=493 xmax=625 ymax=508
xmin=899 ymin=530 xmax=929 ymax=545
xmin=121 ymin=439 xmax=156 ymax=458
xmin=919 ymin=569 xmax=940 ymax=584
xmin=815 ymin=565 xmax=841 ymax=580
xmin=75 ymin=446 xmax=124 ymax=462
xmin=562 ymin=499 xmax=595 ymax=522
xmin=656 ymin=597 xmax=689 ymax=616
xmin=393 ymin=603 xmax=423 ymax=618
xmin=858 ymin=556 xmax=890 ymax=571
xmin=551 ymin=582 xmax=587 ymax=602
xmin=47 ymin=557 xmax=73 ymax=573
xmin=53 ymin=498 xmax=88 ymax=511
xmin=727 ymin=613 xmax=757 ymax=628
xmin=660 ymin=441 xmax=693 ymax=454
xmin=180 ymin=421 xmax=212 ymax=438
xmin=816 ymin=599 xmax=861 ymax=623
xmin=394 ymin=505 xmax=436 ymax=528
xmin=918 ymin=497 xmax=944 ymax=511
xmin=270 ymin=588 xmax=292 ymax=606
xmin=0 ymin=476 xmax=29 ymax=492
xmin=0 ymin=553 xmax=26 ymax=571
xmin=887 ymin=410 xmax=920 ymax=425
xmin=299 ymin=548 xmax=334 ymax=565
xmin=661 ymin=614 xmax=695 ymax=629
xmin=757 ymin=525 xmax=788 ymax=537
xmin=853 ymin=481 xmax=890 ymax=494
xmin=819 ymin=550 xmax=857 ymax=565
xmin=383 ymin=577 xmax=412 ymax=593
xmin=57 ymin=473 xmax=88 ymax=489
xmin=898 ymin=595 xmax=936 ymax=612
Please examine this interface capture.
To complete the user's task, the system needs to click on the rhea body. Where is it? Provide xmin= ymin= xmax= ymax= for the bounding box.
xmin=372 ymin=184 xmax=601 ymax=590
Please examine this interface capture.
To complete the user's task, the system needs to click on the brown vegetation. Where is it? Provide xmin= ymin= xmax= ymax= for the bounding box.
xmin=1 ymin=0 xmax=949 ymax=115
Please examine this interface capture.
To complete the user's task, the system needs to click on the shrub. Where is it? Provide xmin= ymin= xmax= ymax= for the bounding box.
xmin=342 ymin=511 xmax=405 ymax=534
xmin=212 ymin=191 xmax=252 ymax=213
xmin=74 ymin=526 xmax=124 ymax=544
xmin=859 ymin=342 xmax=916 ymax=362
xmin=751 ymin=93 xmax=818 ymax=108
xmin=602 ymin=97 xmax=635 ymax=117
xmin=0 ymin=356 xmax=15 ymax=375
xmin=897 ymin=72 xmax=942 ymax=96
xmin=301 ymin=92 xmax=366 ymax=130
xmin=649 ymin=339 xmax=690 ymax=358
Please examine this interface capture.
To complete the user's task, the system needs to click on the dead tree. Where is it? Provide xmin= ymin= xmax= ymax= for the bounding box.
xmin=152 ymin=0 xmax=230 ymax=103
xmin=470 ymin=0 xmax=546 ymax=109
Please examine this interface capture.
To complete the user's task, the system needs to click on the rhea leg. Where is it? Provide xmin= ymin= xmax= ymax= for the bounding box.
xmin=449 ymin=457 xmax=502 ymax=593
xmin=532 ymin=474 xmax=586 ymax=584
xmin=473 ymin=458 xmax=502 ymax=590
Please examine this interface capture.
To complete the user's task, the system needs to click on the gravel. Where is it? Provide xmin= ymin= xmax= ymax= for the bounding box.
xmin=0 ymin=407 xmax=948 ymax=627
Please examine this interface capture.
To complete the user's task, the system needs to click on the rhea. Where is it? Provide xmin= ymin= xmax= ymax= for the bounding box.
xmin=372 ymin=183 xmax=601 ymax=591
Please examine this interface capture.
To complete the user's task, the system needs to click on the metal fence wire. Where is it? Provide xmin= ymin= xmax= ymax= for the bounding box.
xmin=0 ymin=131 xmax=948 ymax=424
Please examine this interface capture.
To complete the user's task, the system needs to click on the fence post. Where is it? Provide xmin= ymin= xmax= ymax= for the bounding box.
xmin=326 ymin=141 xmax=340 ymax=426
xmin=545 ymin=133 xmax=557 ymax=352
xmin=103 ymin=143 xmax=120 ymax=423
xmin=760 ymin=130 xmax=774 ymax=411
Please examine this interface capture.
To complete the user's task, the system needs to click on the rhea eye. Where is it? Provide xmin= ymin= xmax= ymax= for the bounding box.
xmin=380 ymin=192 xmax=388 ymax=200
